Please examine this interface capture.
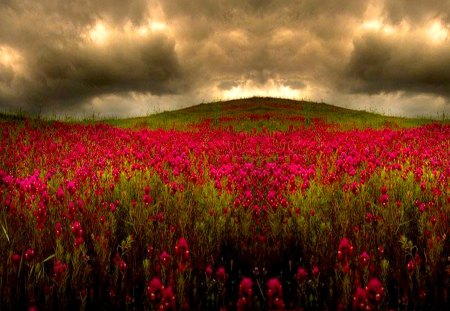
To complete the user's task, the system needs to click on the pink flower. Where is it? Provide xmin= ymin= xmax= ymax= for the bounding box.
xmin=54 ymin=222 xmax=62 ymax=238
xmin=54 ymin=259 xmax=67 ymax=283
xmin=339 ymin=237 xmax=352 ymax=251
xmin=365 ymin=278 xmax=384 ymax=304
xmin=120 ymin=259 xmax=127 ymax=273
xmin=407 ymin=259 xmax=415 ymax=273
xmin=312 ymin=265 xmax=320 ymax=277
xmin=296 ymin=267 xmax=308 ymax=282
xmin=216 ymin=266 xmax=226 ymax=282
xmin=66 ymin=180 xmax=76 ymax=195
xmin=11 ymin=253 xmax=21 ymax=265
xmin=359 ymin=251 xmax=370 ymax=266
xmin=175 ymin=237 xmax=189 ymax=259
xmin=267 ymin=278 xmax=284 ymax=310
xmin=205 ymin=264 xmax=213 ymax=277
xmin=161 ymin=286 xmax=176 ymax=309
xmin=266 ymin=278 xmax=282 ymax=298
xmin=71 ymin=221 xmax=82 ymax=237
xmin=160 ymin=251 xmax=171 ymax=268
xmin=24 ymin=248 xmax=35 ymax=261
xmin=338 ymin=237 xmax=354 ymax=261
xmin=352 ymin=287 xmax=368 ymax=310
xmin=56 ymin=186 xmax=65 ymax=201
xmin=239 ymin=277 xmax=253 ymax=296
xmin=147 ymin=277 xmax=163 ymax=301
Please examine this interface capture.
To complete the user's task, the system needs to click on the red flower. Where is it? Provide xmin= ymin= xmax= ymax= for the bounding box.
xmin=216 ymin=266 xmax=226 ymax=282
xmin=11 ymin=253 xmax=21 ymax=265
xmin=161 ymin=286 xmax=176 ymax=310
xmin=338 ymin=237 xmax=354 ymax=261
xmin=312 ymin=265 xmax=320 ymax=277
xmin=359 ymin=251 xmax=370 ymax=267
xmin=239 ymin=277 xmax=253 ymax=296
xmin=205 ymin=264 xmax=213 ymax=277
xmin=296 ymin=267 xmax=308 ymax=282
xmin=54 ymin=222 xmax=62 ymax=238
xmin=24 ymin=248 xmax=35 ymax=261
xmin=267 ymin=278 xmax=284 ymax=310
xmin=66 ymin=180 xmax=76 ymax=195
xmin=175 ymin=237 xmax=189 ymax=259
xmin=266 ymin=278 xmax=282 ymax=298
xmin=147 ymin=277 xmax=163 ymax=301
xmin=120 ymin=259 xmax=127 ymax=273
xmin=353 ymin=287 xmax=368 ymax=310
xmin=160 ymin=251 xmax=171 ymax=267
xmin=365 ymin=278 xmax=384 ymax=304
xmin=237 ymin=277 xmax=254 ymax=310
xmin=54 ymin=259 xmax=67 ymax=283
xmin=56 ymin=186 xmax=65 ymax=201
xmin=407 ymin=259 xmax=415 ymax=273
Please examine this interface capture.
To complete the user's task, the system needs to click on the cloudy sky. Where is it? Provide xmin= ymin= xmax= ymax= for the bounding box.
xmin=0 ymin=0 xmax=449 ymax=117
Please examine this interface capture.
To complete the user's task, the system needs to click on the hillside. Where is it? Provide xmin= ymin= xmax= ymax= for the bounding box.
xmin=101 ymin=97 xmax=443 ymax=130
xmin=1 ymin=97 xmax=446 ymax=130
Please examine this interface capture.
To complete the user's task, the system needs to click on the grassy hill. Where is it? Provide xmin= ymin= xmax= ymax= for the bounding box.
xmin=101 ymin=97 xmax=445 ymax=130
xmin=2 ymin=97 xmax=447 ymax=130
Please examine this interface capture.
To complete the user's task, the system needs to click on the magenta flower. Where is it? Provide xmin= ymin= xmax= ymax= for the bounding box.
xmin=266 ymin=278 xmax=284 ymax=310
xmin=53 ymin=259 xmax=67 ymax=283
xmin=239 ymin=277 xmax=253 ymax=296
xmin=338 ymin=237 xmax=354 ymax=261
xmin=216 ymin=266 xmax=226 ymax=282
xmin=160 ymin=251 xmax=171 ymax=268
xmin=352 ymin=287 xmax=368 ymax=310
xmin=161 ymin=286 xmax=176 ymax=309
xmin=296 ymin=267 xmax=308 ymax=282
xmin=205 ymin=264 xmax=213 ymax=277
xmin=312 ymin=265 xmax=320 ymax=277
xmin=365 ymin=278 xmax=384 ymax=304
xmin=175 ymin=237 xmax=189 ymax=259
xmin=11 ymin=253 xmax=21 ymax=266
xmin=266 ymin=278 xmax=282 ymax=298
xmin=24 ymin=248 xmax=35 ymax=261
xmin=54 ymin=222 xmax=62 ymax=238
xmin=359 ymin=251 xmax=370 ymax=267
xmin=146 ymin=277 xmax=163 ymax=301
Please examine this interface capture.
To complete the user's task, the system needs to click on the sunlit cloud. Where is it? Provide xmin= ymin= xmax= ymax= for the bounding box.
xmin=0 ymin=45 xmax=23 ymax=71
xmin=359 ymin=19 xmax=406 ymax=35
xmin=0 ymin=46 xmax=18 ymax=65
xmin=88 ymin=21 xmax=110 ymax=44
xmin=134 ymin=20 xmax=169 ymax=36
xmin=427 ymin=20 xmax=448 ymax=43
xmin=221 ymin=80 xmax=304 ymax=100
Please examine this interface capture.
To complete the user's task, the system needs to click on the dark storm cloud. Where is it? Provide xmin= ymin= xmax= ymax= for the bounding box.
xmin=0 ymin=0 xmax=449 ymax=116
xmin=382 ymin=0 xmax=450 ymax=24
xmin=24 ymin=34 xmax=184 ymax=104
xmin=346 ymin=32 xmax=450 ymax=96
xmin=0 ymin=0 xmax=186 ymax=113
xmin=160 ymin=0 xmax=366 ymax=77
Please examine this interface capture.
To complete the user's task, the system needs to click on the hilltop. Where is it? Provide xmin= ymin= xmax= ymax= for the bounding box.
xmin=1 ymin=97 xmax=446 ymax=130
xmin=101 ymin=97 xmax=442 ymax=130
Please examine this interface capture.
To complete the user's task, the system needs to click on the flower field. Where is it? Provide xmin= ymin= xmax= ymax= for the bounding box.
xmin=1 ymin=102 xmax=450 ymax=310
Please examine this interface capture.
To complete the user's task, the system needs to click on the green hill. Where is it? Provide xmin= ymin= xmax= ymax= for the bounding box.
xmin=101 ymin=97 xmax=445 ymax=130
xmin=1 ymin=97 xmax=447 ymax=130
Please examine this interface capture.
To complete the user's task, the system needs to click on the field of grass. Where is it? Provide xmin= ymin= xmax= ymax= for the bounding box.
xmin=1 ymin=98 xmax=449 ymax=310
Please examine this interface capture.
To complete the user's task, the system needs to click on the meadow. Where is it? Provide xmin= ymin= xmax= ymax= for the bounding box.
xmin=1 ymin=98 xmax=449 ymax=310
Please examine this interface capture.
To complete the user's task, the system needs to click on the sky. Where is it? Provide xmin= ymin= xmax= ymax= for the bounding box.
xmin=0 ymin=0 xmax=449 ymax=118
